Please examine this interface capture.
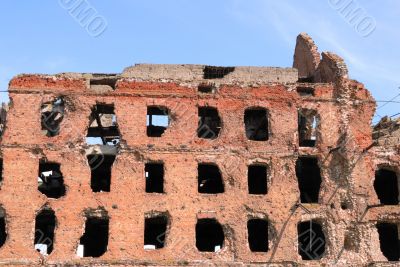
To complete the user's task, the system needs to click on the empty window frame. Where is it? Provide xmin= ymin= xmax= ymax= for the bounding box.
xmin=296 ymin=157 xmax=322 ymax=203
xmin=297 ymin=220 xmax=326 ymax=260
xmin=90 ymin=76 xmax=118 ymax=91
xmin=297 ymin=87 xmax=315 ymax=97
xmin=374 ymin=168 xmax=399 ymax=205
xmin=41 ymin=97 xmax=64 ymax=137
xmin=198 ymin=164 xmax=224 ymax=194
xmin=0 ymin=104 xmax=7 ymax=137
xmin=196 ymin=218 xmax=224 ymax=252
xmin=377 ymin=222 xmax=400 ymax=261
xmin=203 ymin=66 xmax=235 ymax=79
xmin=248 ymin=164 xmax=268 ymax=195
xmin=78 ymin=215 xmax=109 ymax=257
xmin=198 ymin=107 xmax=221 ymax=139
xmin=147 ymin=106 xmax=170 ymax=137
xmin=145 ymin=163 xmax=164 ymax=193
xmin=198 ymin=83 xmax=216 ymax=93
xmin=0 ymin=208 xmax=6 ymax=248
xmin=144 ymin=215 xmax=168 ymax=250
xmin=248 ymin=218 xmax=269 ymax=252
xmin=86 ymin=104 xmax=120 ymax=146
xmin=244 ymin=108 xmax=268 ymax=141
xmin=87 ymin=154 xmax=116 ymax=192
xmin=34 ymin=209 xmax=56 ymax=255
xmin=298 ymin=109 xmax=319 ymax=147
xmin=38 ymin=161 xmax=65 ymax=199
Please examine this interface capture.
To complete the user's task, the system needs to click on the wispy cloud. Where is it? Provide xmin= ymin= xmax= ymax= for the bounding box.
xmin=229 ymin=0 xmax=400 ymax=84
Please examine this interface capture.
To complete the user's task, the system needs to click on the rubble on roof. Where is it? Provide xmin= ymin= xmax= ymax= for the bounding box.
xmin=373 ymin=116 xmax=400 ymax=147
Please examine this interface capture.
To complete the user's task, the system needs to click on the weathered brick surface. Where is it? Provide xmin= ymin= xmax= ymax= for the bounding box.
xmin=0 ymin=34 xmax=397 ymax=266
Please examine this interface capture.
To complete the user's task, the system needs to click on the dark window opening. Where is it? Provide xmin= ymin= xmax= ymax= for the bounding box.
xmin=147 ymin=106 xmax=170 ymax=137
xmin=248 ymin=165 xmax=268 ymax=195
xmin=296 ymin=157 xmax=322 ymax=203
xmin=203 ymin=66 xmax=235 ymax=79
xmin=38 ymin=161 xmax=65 ymax=199
xmin=41 ymin=97 xmax=64 ymax=137
xmin=298 ymin=77 xmax=314 ymax=83
xmin=198 ymin=107 xmax=221 ymax=139
xmin=79 ymin=216 xmax=109 ymax=257
xmin=144 ymin=215 xmax=168 ymax=249
xmin=198 ymin=164 xmax=224 ymax=194
xmin=298 ymin=109 xmax=318 ymax=147
xmin=145 ymin=163 xmax=164 ymax=193
xmin=248 ymin=219 xmax=269 ymax=252
xmin=86 ymin=104 xmax=120 ymax=146
xmin=298 ymin=221 xmax=325 ymax=260
xmin=196 ymin=218 xmax=224 ymax=252
xmin=0 ymin=209 xmax=7 ymax=248
xmin=198 ymin=83 xmax=216 ymax=93
xmin=34 ymin=209 xmax=56 ymax=255
xmin=377 ymin=222 xmax=400 ymax=261
xmin=87 ymin=154 xmax=115 ymax=192
xmin=0 ymin=104 xmax=7 ymax=137
xmin=297 ymin=87 xmax=315 ymax=97
xmin=244 ymin=108 xmax=268 ymax=141
xmin=374 ymin=169 xmax=399 ymax=205
xmin=90 ymin=77 xmax=117 ymax=91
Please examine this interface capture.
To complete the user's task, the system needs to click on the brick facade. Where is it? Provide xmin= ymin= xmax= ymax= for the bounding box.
xmin=0 ymin=33 xmax=398 ymax=266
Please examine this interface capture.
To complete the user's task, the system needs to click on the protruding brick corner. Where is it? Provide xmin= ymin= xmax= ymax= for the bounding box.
xmin=293 ymin=32 xmax=321 ymax=81
xmin=315 ymin=51 xmax=349 ymax=83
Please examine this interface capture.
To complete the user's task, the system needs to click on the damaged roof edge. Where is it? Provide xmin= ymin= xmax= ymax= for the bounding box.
xmin=9 ymin=64 xmax=299 ymax=89
xmin=121 ymin=64 xmax=298 ymax=84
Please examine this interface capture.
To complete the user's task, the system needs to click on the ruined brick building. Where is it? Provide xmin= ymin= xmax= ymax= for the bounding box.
xmin=0 ymin=33 xmax=398 ymax=266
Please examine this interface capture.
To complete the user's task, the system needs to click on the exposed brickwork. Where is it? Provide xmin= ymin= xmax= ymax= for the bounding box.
xmin=0 ymin=33 xmax=397 ymax=266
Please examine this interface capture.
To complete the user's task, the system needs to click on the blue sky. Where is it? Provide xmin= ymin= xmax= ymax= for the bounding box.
xmin=0 ymin=0 xmax=399 ymax=123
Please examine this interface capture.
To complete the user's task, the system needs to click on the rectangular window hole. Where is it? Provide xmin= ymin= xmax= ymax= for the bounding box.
xmin=297 ymin=77 xmax=314 ymax=83
xmin=296 ymin=157 xmax=322 ymax=203
xmin=87 ymin=154 xmax=116 ymax=192
xmin=198 ymin=164 xmax=224 ymax=194
xmin=377 ymin=222 xmax=400 ymax=261
xmin=144 ymin=215 xmax=168 ymax=249
xmin=297 ymin=87 xmax=315 ymax=96
xmin=203 ymin=66 xmax=235 ymax=79
xmin=41 ymin=97 xmax=64 ymax=137
xmin=248 ymin=219 xmax=269 ymax=252
xmin=198 ymin=83 xmax=216 ymax=93
xmin=86 ymin=103 xmax=120 ymax=146
xmin=90 ymin=77 xmax=118 ymax=91
xmin=298 ymin=109 xmax=318 ymax=147
xmin=297 ymin=221 xmax=326 ymax=260
xmin=248 ymin=165 xmax=268 ymax=195
xmin=147 ymin=106 xmax=170 ymax=137
xmin=79 ymin=216 xmax=109 ymax=257
xmin=374 ymin=168 xmax=399 ymax=205
xmin=0 ymin=213 xmax=6 ymax=248
xmin=38 ymin=161 xmax=65 ymax=199
xmin=244 ymin=108 xmax=268 ymax=141
xmin=34 ymin=209 xmax=56 ymax=255
xmin=197 ymin=107 xmax=221 ymax=139
xmin=196 ymin=218 xmax=224 ymax=252
xmin=145 ymin=163 xmax=164 ymax=193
